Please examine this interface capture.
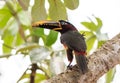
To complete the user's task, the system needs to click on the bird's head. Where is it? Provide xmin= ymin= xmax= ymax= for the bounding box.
xmin=32 ymin=20 xmax=77 ymax=33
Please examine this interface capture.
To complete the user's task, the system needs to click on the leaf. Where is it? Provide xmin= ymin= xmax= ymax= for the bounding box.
xmin=29 ymin=47 xmax=51 ymax=63
xmin=17 ymin=10 xmax=31 ymax=26
xmin=45 ymin=30 xmax=58 ymax=46
xmin=2 ymin=33 xmax=14 ymax=53
xmin=0 ymin=5 xmax=12 ymax=28
xmin=48 ymin=0 xmax=67 ymax=20
xmin=96 ymin=33 xmax=109 ymax=41
xmin=81 ymin=17 xmax=103 ymax=32
xmin=7 ymin=18 xmax=19 ymax=36
xmin=81 ymin=21 xmax=97 ymax=31
xmin=32 ymin=0 xmax=47 ymax=22
xmin=16 ymin=43 xmax=40 ymax=54
xmin=86 ymin=35 xmax=96 ymax=52
xmin=33 ymin=28 xmax=44 ymax=37
xmin=98 ymin=40 xmax=106 ymax=48
xmin=64 ymin=0 xmax=79 ymax=10
xmin=95 ymin=17 xmax=102 ymax=31
xmin=15 ymin=33 xmax=25 ymax=46
xmin=33 ymin=28 xmax=47 ymax=44
xmin=35 ymin=73 xmax=46 ymax=83
xmin=80 ymin=31 xmax=94 ymax=40
xmin=106 ymin=68 xmax=116 ymax=83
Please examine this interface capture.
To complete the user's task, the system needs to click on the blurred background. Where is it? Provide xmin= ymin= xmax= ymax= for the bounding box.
xmin=0 ymin=0 xmax=120 ymax=83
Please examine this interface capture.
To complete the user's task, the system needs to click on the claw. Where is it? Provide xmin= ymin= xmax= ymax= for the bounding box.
xmin=67 ymin=64 xmax=72 ymax=70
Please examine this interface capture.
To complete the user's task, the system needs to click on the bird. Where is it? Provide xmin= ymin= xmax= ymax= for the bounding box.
xmin=32 ymin=20 xmax=88 ymax=74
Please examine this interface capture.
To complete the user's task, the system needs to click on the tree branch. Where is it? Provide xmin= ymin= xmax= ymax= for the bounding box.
xmin=44 ymin=33 xmax=120 ymax=83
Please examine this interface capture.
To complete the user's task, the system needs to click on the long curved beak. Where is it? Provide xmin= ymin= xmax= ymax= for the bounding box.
xmin=32 ymin=20 xmax=62 ymax=31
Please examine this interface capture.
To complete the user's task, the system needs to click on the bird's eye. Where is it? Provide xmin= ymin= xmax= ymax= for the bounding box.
xmin=61 ymin=22 xmax=67 ymax=25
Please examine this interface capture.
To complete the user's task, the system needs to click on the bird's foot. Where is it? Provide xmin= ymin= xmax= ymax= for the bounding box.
xmin=67 ymin=65 xmax=73 ymax=70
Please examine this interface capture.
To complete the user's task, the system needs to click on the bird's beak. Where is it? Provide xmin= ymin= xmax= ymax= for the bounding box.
xmin=32 ymin=20 xmax=62 ymax=31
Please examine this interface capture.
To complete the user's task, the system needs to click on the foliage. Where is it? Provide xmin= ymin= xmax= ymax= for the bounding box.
xmin=0 ymin=0 xmax=115 ymax=83
xmin=0 ymin=0 xmax=78 ymax=83
xmin=81 ymin=16 xmax=109 ymax=53
xmin=81 ymin=16 xmax=115 ymax=83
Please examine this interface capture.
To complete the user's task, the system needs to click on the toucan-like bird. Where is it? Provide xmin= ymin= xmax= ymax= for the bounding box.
xmin=32 ymin=20 xmax=88 ymax=74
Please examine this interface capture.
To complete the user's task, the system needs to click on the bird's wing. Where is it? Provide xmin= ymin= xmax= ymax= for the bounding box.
xmin=60 ymin=31 xmax=87 ymax=52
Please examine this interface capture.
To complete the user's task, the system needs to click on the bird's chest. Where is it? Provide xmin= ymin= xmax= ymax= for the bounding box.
xmin=60 ymin=31 xmax=75 ymax=44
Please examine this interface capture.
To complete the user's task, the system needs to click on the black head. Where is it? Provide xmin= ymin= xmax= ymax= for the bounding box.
xmin=58 ymin=20 xmax=77 ymax=33
xmin=32 ymin=20 xmax=77 ymax=34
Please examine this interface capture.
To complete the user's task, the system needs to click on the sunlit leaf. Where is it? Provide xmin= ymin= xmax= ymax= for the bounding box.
xmin=106 ymin=68 xmax=116 ymax=83
xmin=15 ymin=33 xmax=25 ymax=46
xmin=95 ymin=17 xmax=102 ymax=30
xmin=16 ymin=43 xmax=40 ymax=54
xmin=0 ymin=5 xmax=12 ymax=28
xmin=32 ymin=0 xmax=47 ymax=22
xmin=7 ymin=18 xmax=19 ymax=36
xmin=17 ymin=10 xmax=31 ymax=26
xmin=35 ymin=73 xmax=46 ymax=83
xmin=80 ymin=31 xmax=94 ymax=40
xmin=29 ymin=47 xmax=51 ymax=63
xmin=64 ymin=0 xmax=79 ymax=10
xmin=48 ymin=0 xmax=67 ymax=20
xmin=45 ymin=30 xmax=58 ymax=46
xmin=2 ymin=33 xmax=14 ymax=53
xmin=86 ymin=35 xmax=96 ymax=52
xmin=98 ymin=40 xmax=106 ymax=48
xmin=96 ymin=33 xmax=109 ymax=41
xmin=81 ymin=17 xmax=103 ymax=32
xmin=81 ymin=21 xmax=97 ymax=31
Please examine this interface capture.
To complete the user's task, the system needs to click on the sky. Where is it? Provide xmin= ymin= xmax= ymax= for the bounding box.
xmin=68 ymin=0 xmax=120 ymax=39
xmin=0 ymin=0 xmax=120 ymax=83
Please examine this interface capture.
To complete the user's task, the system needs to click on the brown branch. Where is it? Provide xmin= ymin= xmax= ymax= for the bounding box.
xmin=30 ymin=63 xmax=38 ymax=83
xmin=44 ymin=33 xmax=120 ymax=83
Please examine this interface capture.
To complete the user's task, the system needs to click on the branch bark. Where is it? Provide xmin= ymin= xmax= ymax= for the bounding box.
xmin=44 ymin=33 xmax=120 ymax=83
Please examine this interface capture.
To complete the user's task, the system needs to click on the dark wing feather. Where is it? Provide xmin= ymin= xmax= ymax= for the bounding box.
xmin=60 ymin=31 xmax=87 ymax=52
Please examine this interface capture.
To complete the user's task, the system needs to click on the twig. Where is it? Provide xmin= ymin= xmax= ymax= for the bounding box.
xmin=0 ymin=53 xmax=12 ymax=58
xmin=30 ymin=63 xmax=38 ymax=83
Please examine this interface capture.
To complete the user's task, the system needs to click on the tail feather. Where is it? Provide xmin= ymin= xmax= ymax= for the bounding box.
xmin=75 ymin=55 xmax=88 ymax=74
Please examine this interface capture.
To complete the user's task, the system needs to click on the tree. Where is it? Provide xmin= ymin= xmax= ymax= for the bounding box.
xmin=0 ymin=0 xmax=118 ymax=83
xmin=44 ymin=33 xmax=120 ymax=83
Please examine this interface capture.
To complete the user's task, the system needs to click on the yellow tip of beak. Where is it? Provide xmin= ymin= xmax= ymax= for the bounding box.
xmin=32 ymin=20 xmax=51 ymax=27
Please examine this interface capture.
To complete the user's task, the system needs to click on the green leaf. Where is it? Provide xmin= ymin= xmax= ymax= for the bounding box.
xmin=96 ymin=17 xmax=102 ymax=31
xmin=2 ymin=33 xmax=14 ymax=53
xmin=97 ymin=40 xmax=106 ymax=48
xmin=33 ymin=28 xmax=44 ymax=37
xmin=86 ymin=35 xmax=96 ymax=52
xmin=106 ymin=68 xmax=116 ymax=83
xmin=7 ymin=18 xmax=19 ymax=36
xmin=48 ymin=0 xmax=67 ymax=20
xmin=0 ymin=5 xmax=12 ymax=28
xmin=33 ymin=28 xmax=47 ymax=43
xmin=80 ymin=31 xmax=94 ymax=40
xmin=81 ymin=21 xmax=97 ymax=31
xmin=64 ymin=0 xmax=79 ymax=10
xmin=45 ymin=30 xmax=58 ymax=46
xmin=35 ymin=73 xmax=46 ymax=83
xmin=81 ymin=17 xmax=103 ymax=32
xmin=15 ymin=33 xmax=25 ymax=46
xmin=32 ymin=0 xmax=47 ymax=22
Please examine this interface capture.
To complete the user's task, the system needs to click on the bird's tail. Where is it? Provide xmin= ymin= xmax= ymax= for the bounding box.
xmin=75 ymin=55 xmax=88 ymax=74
